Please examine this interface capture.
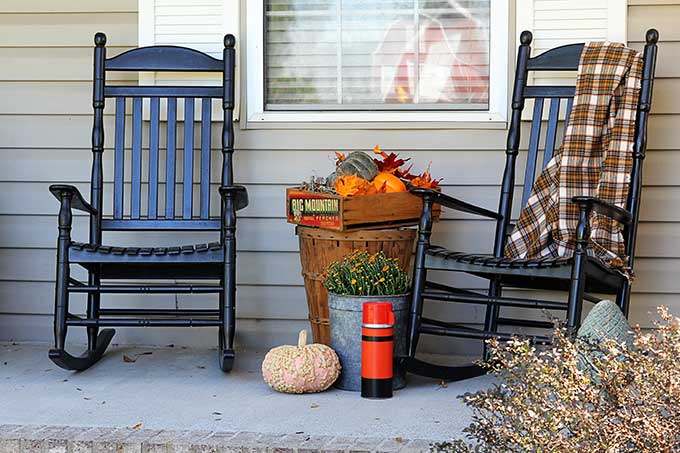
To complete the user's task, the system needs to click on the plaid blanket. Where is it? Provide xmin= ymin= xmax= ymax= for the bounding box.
xmin=504 ymin=42 xmax=644 ymax=268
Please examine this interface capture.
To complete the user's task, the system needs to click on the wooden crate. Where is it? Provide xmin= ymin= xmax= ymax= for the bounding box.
xmin=286 ymin=187 xmax=440 ymax=231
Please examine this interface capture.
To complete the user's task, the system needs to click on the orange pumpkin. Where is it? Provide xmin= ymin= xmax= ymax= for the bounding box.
xmin=373 ymin=172 xmax=407 ymax=193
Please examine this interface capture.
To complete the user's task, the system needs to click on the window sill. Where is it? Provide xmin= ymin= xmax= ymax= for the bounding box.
xmin=242 ymin=111 xmax=509 ymax=130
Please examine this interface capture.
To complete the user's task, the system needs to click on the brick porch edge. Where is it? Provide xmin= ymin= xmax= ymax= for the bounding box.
xmin=0 ymin=424 xmax=440 ymax=452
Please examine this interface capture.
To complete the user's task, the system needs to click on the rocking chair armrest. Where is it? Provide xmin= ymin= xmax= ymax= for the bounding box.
xmin=218 ymin=185 xmax=249 ymax=211
xmin=49 ymin=185 xmax=98 ymax=215
xmin=572 ymin=196 xmax=633 ymax=225
xmin=410 ymin=187 xmax=502 ymax=220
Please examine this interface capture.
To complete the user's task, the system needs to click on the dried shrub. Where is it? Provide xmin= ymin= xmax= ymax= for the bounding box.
xmin=435 ymin=307 xmax=680 ymax=453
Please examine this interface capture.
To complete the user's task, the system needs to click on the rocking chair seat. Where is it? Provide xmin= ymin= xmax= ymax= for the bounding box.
xmin=425 ymin=246 xmax=626 ymax=293
xmin=69 ymin=241 xmax=225 ymax=279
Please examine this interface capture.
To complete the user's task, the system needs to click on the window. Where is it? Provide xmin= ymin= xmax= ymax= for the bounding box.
xmin=265 ymin=1 xmax=490 ymax=111
xmin=139 ymin=1 xmax=627 ymax=126
xmin=246 ymin=0 xmax=509 ymax=124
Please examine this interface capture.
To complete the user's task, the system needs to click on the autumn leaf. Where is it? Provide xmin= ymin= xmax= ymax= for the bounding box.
xmin=335 ymin=174 xmax=380 ymax=197
xmin=373 ymin=144 xmax=388 ymax=159
xmin=373 ymin=145 xmax=411 ymax=176
xmin=122 ymin=351 xmax=153 ymax=363
xmin=408 ymin=165 xmax=442 ymax=189
xmin=310 ymin=403 xmax=319 ymax=409
xmin=132 ymin=423 xmax=143 ymax=430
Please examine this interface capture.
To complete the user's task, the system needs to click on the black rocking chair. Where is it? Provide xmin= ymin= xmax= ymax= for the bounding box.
xmin=404 ymin=30 xmax=659 ymax=381
xmin=48 ymin=33 xmax=246 ymax=371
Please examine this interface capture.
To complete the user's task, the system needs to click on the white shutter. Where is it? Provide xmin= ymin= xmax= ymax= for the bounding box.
xmin=516 ymin=0 xmax=627 ymax=115
xmin=517 ymin=0 xmax=627 ymax=56
xmin=138 ymin=0 xmax=240 ymax=118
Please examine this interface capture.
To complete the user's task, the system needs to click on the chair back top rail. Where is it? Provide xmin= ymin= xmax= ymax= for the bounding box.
xmin=106 ymin=45 xmax=223 ymax=72
xmin=526 ymin=43 xmax=584 ymax=71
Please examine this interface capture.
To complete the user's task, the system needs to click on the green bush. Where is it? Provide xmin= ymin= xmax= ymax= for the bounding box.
xmin=324 ymin=251 xmax=409 ymax=296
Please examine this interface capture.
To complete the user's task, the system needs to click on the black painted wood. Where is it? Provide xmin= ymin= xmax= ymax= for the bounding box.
xmin=100 ymin=219 xmax=221 ymax=231
xmin=104 ymin=85 xmax=222 ymax=98
xmin=106 ymin=45 xmax=223 ymax=72
xmin=522 ymin=98 xmax=544 ymax=207
xmin=527 ymin=43 xmax=584 ymax=71
xmin=148 ymin=97 xmax=160 ymax=219
xmin=200 ymin=98 xmax=212 ymax=219
xmin=405 ymin=30 xmax=659 ymax=381
xmin=47 ymin=33 xmax=243 ymax=372
xmin=524 ymin=85 xmax=575 ymax=98
xmin=113 ymin=97 xmax=125 ymax=219
xmin=166 ymin=98 xmax=177 ymax=219
xmin=130 ymin=97 xmax=142 ymax=219
xmin=543 ymin=98 xmax=561 ymax=167
xmin=564 ymin=97 xmax=574 ymax=134
xmin=183 ymin=98 xmax=195 ymax=219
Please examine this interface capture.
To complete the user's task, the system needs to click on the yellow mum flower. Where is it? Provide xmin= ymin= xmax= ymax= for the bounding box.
xmin=351 ymin=279 xmax=357 ymax=285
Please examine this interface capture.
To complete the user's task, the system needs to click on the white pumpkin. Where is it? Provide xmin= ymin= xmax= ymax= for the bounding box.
xmin=262 ymin=330 xmax=341 ymax=394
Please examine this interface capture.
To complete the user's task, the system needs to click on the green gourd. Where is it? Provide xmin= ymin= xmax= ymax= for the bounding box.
xmin=327 ymin=151 xmax=379 ymax=187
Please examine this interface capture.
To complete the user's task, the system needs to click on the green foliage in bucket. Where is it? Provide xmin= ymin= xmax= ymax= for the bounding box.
xmin=324 ymin=251 xmax=410 ymax=296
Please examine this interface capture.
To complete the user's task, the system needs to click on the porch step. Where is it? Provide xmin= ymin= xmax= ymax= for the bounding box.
xmin=0 ymin=424 xmax=438 ymax=452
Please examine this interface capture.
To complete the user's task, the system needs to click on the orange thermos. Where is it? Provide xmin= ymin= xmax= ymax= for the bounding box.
xmin=361 ymin=301 xmax=394 ymax=399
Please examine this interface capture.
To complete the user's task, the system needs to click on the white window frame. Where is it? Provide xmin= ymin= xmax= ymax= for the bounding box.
xmin=244 ymin=1 xmax=509 ymax=125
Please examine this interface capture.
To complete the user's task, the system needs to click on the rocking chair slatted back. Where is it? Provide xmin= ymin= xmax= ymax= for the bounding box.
xmin=494 ymin=33 xmax=657 ymax=265
xmin=516 ymin=41 xmax=582 ymax=210
xmin=520 ymin=93 xmax=576 ymax=207
xmin=98 ymin=44 xmax=234 ymax=233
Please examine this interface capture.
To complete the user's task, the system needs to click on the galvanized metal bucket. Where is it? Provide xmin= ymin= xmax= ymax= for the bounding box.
xmin=328 ymin=292 xmax=409 ymax=391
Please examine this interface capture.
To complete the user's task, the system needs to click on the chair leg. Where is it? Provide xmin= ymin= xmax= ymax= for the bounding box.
xmin=407 ymin=265 xmax=426 ymax=357
xmin=567 ymin=255 xmax=586 ymax=336
xmin=86 ymin=272 xmax=101 ymax=352
xmin=616 ymin=279 xmax=631 ymax=318
xmin=567 ymin=204 xmax=591 ymax=336
xmin=219 ymin=205 xmax=237 ymax=372
xmin=482 ymin=278 xmax=502 ymax=360
xmin=48 ymin=223 xmax=113 ymax=371
xmin=407 ymin=200 xmax=434 ymax=358
xmin=218 ymin=287 xmax=236 ymax=372
xmin=53 ymin=245 xmax=70 ymax=354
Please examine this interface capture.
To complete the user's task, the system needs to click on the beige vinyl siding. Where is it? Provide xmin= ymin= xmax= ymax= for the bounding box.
xmin=1 ymin=1 xmax=679 ymax=353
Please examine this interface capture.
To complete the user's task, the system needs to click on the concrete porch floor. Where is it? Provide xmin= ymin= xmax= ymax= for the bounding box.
xmin=0 ymin=342 xmax=494 ymax=450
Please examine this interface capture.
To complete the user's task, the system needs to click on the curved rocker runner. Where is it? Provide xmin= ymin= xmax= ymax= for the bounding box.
xmin=48 ymin=33 xmax=244 ymax=372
